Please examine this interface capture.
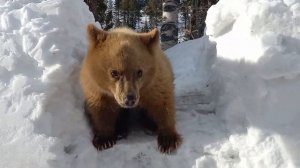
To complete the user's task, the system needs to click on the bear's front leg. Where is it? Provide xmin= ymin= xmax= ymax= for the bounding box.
xmin=84 ymin=96 xmax=119 ymax=151
xmin=142 ymin=95 xmax=182 ymax=154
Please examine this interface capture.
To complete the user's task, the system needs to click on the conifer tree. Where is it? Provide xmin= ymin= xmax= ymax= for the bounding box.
xmin=142 ymin=20 xmax=150 ymax=32
xmin=114 ymin=0 xmax=122 ymax=27
xmin=144 ymin=0 xmax=162 ymax=29
xmin=84 ymin=0 xmax=107 ymax=28
xmin=187 ymin=0 xmax=218 ymax=39
xmin=104 ymin=10 xmax=114 ymax=30
xmin=84 ymin=0 xmax=114 ymax=30
xmin=119 ymin=0 xmax=141 ymax=29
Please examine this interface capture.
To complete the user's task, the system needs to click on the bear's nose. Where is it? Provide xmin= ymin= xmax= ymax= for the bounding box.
xmin=126 ymin=94 xmax=135 ymax=101
xmin=125 ymin=94 xmax=136 ymax=107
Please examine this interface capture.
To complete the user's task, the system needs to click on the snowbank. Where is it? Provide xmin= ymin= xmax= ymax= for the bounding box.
xmin=195 ymin=0 xmax=300 ymax=167
xmin=0 ymin=0 xmax=94 ymax=167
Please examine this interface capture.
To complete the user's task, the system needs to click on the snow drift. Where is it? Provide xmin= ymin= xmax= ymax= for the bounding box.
xmin=195 ymin=0 xmax=300 ymax=167
xmin=0 ymin=0 xmax=94 ymax=167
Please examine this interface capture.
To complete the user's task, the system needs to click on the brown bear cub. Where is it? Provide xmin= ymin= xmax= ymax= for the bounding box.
xmin=80 ymin=24 xmax=182 ymax=154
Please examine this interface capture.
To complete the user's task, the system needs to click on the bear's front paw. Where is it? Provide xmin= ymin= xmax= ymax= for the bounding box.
xmin=92 ymin=134 xmax=116 ymax=151
xmin=157 ymin=132 xmax=182 ymax=154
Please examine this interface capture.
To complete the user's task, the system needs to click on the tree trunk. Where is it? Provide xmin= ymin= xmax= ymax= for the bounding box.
xmin=160 ymin=0 xmax=179 ymax=50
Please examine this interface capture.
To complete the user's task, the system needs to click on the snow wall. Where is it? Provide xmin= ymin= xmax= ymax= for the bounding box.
xmin=0 ymin=0 xmax=95 ymax=167
xmin=195 ymin=0 xmax=300 ymax=167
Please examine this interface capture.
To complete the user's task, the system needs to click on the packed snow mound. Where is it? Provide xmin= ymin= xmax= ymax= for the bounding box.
xmin=166 ymin=37 xmax=214 ymax=96
xmin=195 ymin=0 xmax=300 ymax=167
xmin=0 ymin=0 xmax=94 ymax=167
xmin=166 ymin=37 xmax=215 ymax=112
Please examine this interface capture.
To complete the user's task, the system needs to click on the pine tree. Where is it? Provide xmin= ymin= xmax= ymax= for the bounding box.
xmin=142 ymin=20 xmax=150 ymax=32
xmin=180 ymin=0 xmax=189 ymax=29
xmin=84 ymin=0 xmax=107 ymax=28
xmin=144 ymin=0 xmax=162 ymax=29
xmin=84 ymin=0 xmax=114 ymax=30
xmin=114 ymin=0 xmax=122 ymax=27
xmin=119 ymin=0 xmax=141 ymax=29
xmin=188 ymin=0 xmax=218 ymax=38
xmin=104 ymin=10 xmax=114 ymax=30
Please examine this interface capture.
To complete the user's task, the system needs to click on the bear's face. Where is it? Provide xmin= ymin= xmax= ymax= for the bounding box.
xmin=86 ymin=25 xmax=159 ymax=108
xmin=106 ymin=44 xmax=152 ymax=108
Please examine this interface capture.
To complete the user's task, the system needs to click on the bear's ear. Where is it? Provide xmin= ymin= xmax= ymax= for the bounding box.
xmin=87 ymin=24 xmax=107 ymax=46
xmin=140 ymin=28 xmax=159 ymax=47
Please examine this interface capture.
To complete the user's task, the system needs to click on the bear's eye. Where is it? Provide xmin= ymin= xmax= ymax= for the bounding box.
xmin=111 ymin=70 xmax=120 ymax=79
xmin=137 ymin=69 xmax=143 ymax=78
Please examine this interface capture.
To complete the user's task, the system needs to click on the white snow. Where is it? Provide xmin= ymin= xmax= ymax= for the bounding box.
xmin=1 ymin=0 xmax=300 ymax=168
xmin=195 ymin=0 xmax=300 ymax=167
xmin=0 ymin=0 xmax=94 ymax=167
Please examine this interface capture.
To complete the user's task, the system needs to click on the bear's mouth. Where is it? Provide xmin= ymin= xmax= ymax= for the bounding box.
xmin=118 ymin=101 xmax=139 ymax=109
xmin=121 ymin=105 xmax=137 ymax=109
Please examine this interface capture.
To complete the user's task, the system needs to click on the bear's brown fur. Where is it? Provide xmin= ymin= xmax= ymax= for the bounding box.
xmin=80 ymin=24 xmax=182 ymax=154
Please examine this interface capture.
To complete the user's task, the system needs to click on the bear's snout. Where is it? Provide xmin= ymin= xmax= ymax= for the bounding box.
xmin=124 ymin=94 xmax=136 ymax=107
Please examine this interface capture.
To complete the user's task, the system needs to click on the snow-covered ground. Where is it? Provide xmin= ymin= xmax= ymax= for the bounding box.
xmin=1 ymin=0 xmax=300 ymax=168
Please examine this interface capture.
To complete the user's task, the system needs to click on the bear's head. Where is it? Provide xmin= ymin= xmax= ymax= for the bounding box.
xmin=86 ymin=24 xmax=159 ymax=108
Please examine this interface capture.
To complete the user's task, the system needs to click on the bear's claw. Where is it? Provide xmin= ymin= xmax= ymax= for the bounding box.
xmin=157 ymin=132 xmax=182 ymax=154
xmin=92 ymin=134 xmax=116 ymax=151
